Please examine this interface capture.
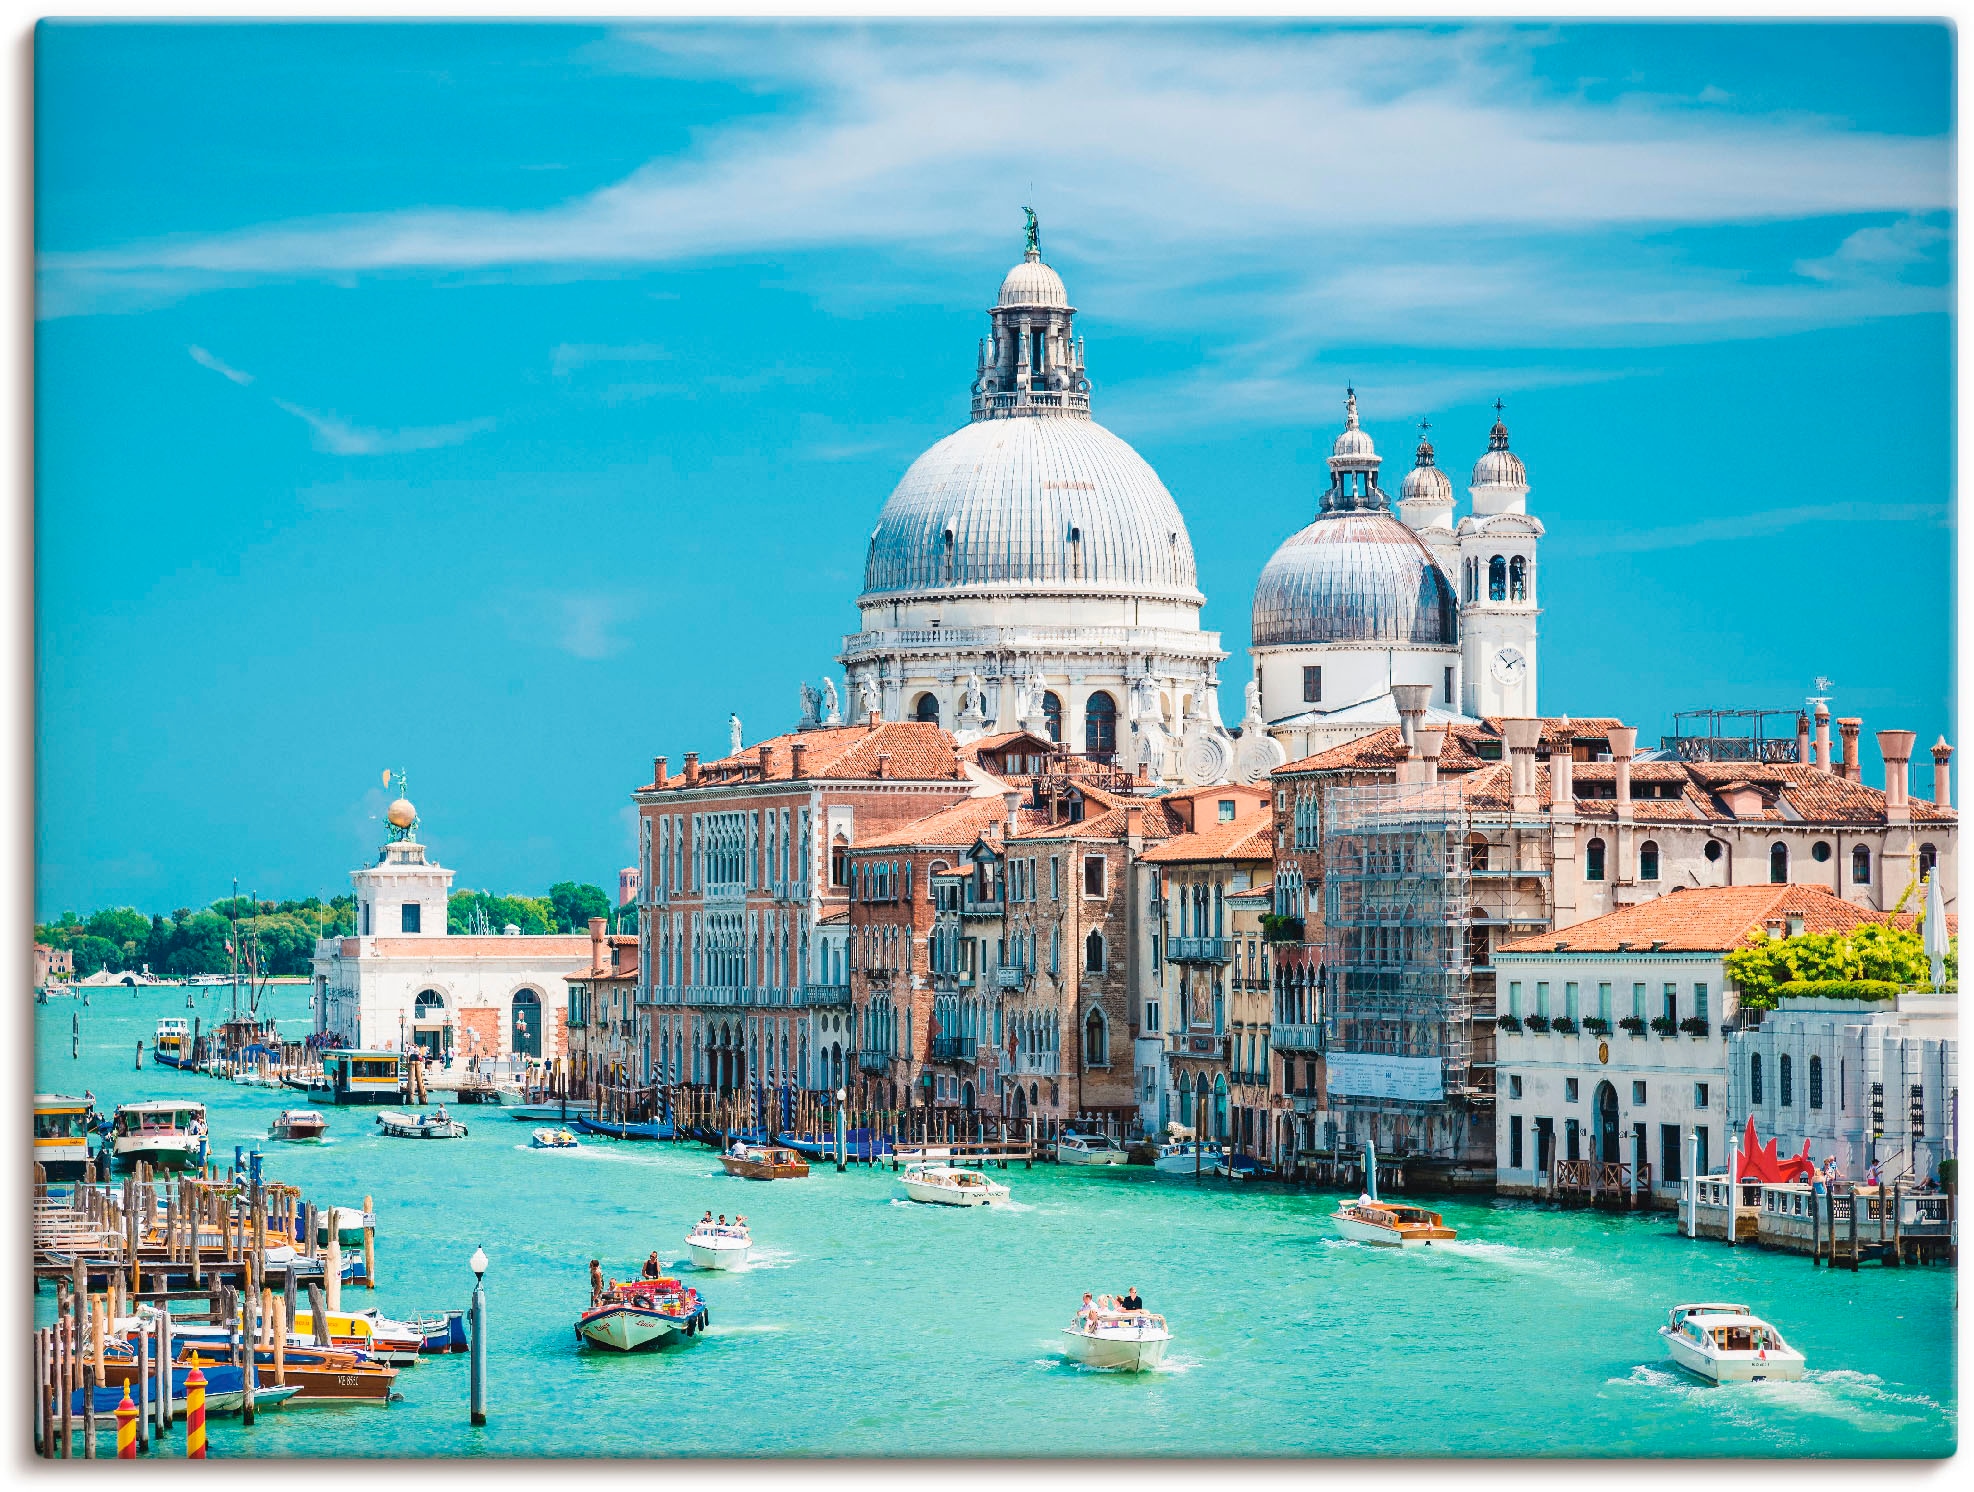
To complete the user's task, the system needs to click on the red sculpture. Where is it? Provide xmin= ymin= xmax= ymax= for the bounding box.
xmin=1734 ymin=1114 xmax=1815 ymax=1183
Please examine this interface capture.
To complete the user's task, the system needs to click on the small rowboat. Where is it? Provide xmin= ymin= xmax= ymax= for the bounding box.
xmin=1061 ymin=1310 xmax=1171 ymax=1372
xmin=719 ymin=1143 xmax=809 ymax=1180
xmin=531 ymin=1127 xmax=580 ymax=1149
xmin=576 ymin=1277 xmax=708 ymax=1352
xmin=376 ymin=1109 xmax=468 ymax=1139
xmin=685 ymin=1223 xmax=751 ymax=1269
xmin=270 ymin=1108 xmax=327 ymax=1142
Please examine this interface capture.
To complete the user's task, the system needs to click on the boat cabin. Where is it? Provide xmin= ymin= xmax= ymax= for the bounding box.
xmin=317 ymin=1049 xmax=406 ymax=1105
xmin=113 ymin=1101 xmax=205 ymax=1136
xmin=33 ymin=1094 xmax=93 ymax=1180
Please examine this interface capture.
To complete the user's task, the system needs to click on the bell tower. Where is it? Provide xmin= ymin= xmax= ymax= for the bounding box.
xmin=1457 ymin=404 xmax=1543 ymax=718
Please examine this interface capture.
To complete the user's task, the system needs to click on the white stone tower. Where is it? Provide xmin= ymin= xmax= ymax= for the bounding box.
xmin=351 ymin=789 xmax=453 ymax=939
xmin=1455 ymin=405 xmax=1543 ymax=719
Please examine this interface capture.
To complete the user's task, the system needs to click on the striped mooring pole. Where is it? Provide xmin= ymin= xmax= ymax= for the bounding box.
xmin=184 ymin=1368 xmax=206 ymax=1459
xmin=115 ymin=1382 xmax=137 ymax=1459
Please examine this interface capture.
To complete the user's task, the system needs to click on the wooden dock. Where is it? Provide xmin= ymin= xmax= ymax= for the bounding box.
xmin=1682 ymin=1177 xmax=1955 ymax=1265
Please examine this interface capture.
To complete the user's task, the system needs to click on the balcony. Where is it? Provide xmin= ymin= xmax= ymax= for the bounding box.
xmin=1271 ymin=1022 xmax=1324 ymax=1053
xmin=1167 ymin=936 xmax=1230 ymax=964
xmin=994 ymin=966 xmax=1027 ymax=991
xmin=961 ymin=895 xmax=1003 ymax=919
xmin=805 ymin=984 xmax=852 ymax=1008
xmin=857 ymin=1049 xmax=893 ymax=1074
xmin=1180 ymin=1032 xmax=1228 ymax=1060
xmin=931 ymin=1036 xmax=975 ymax=1064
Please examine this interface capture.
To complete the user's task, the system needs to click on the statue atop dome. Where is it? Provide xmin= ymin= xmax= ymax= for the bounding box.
xmin=1022 ymin=204 xmax=1040 ymax=256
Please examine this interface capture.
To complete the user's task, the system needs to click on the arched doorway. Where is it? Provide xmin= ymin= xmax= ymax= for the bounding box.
xmin=411 ymin=989 xmax=451 ymax=1060
xmin=1594 ymin=1080 xmax=1620 ymax=1164
xmin=912 ymin=692 xmax=940 ymax=725
xmin=961 ymin=1081 xmax=975 ymax=1111
xmin=1212 ymin=1075 xmax=1229 ymax=1140
xmin=510 ymin=989 xmax=542 ymax=1058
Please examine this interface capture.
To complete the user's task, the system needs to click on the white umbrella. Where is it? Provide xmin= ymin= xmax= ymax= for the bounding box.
xmin=1923 ymin=866 xmax=1949 ymax=990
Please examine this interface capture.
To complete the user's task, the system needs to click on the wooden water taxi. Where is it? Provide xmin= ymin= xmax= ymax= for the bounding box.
xmin=719 ymin=1143 xmax=809 ymax=1180
xmin=1660 ymin=1303 xmax=1806 ymax=1383
xmin=173 ymin=1338 xmax=398 ymax=1403
xmin=1330 ymin=1196 xmax=1457 ymax=1247
xmin=33 ymin=1093 xmax=94 ymax=1182
xmin=102 ymin=1101 xmax=208 ymax=1172
xmin=575 ymin=1276 xmax=708 ymax=1352
xmin=270 ymin=1108 xmax=327 ymax=1142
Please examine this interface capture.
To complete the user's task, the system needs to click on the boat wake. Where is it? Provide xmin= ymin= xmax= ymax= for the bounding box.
xmin=1608 ymin=1363 xmax=1949 ymax=1437
xmin=706 ymin=1322 xmax=786 ymax=1335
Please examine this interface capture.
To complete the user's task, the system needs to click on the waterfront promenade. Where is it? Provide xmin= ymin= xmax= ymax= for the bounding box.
xmin=34 ymin=987 xmax=1957 ymax=1459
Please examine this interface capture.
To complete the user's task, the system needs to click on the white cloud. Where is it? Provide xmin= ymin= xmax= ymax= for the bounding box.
xmin=550 ymin=341 xmax=670 ymax=377
xmin=551 ymin=593 xmax=642 ymax=660
xmin=272 ymin=400 xmax=496 ymax=456
xmin=38 ymin=24 xmax=1951 ymax=348
xmin=1794 ymin=216 xmax=1949 ymax=283
xmin=1558 ymin=501 xmax=1948 ymax=556
xmin=188 ymin=345 xmax=254 ymax=385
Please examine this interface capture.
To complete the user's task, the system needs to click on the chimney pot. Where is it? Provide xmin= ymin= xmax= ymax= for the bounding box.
xmin=758 ymin=743 xmax=774 ymax=778
xmin=1877 ymin=728 xmax=1916 ymax=809
xmin=1795 ymin=713 xmax=1810 ymax=767
xmin=1608 ymin=726 xmax=1637 ymax=818
xmin=1391 ymin=684 xmax=1432 ymax=751
xmin=1502 ymin=717 xmax=1543 ymax=802
xmin=1814 ymin=702 xmax=1833 ymax=773
xmin=1838 ymin=718 xmax=1862 ymax=781
xmin=653 ymin=755 xmax=668 ymax=789
xmin=588 ymin=916 xmax=606 ymax=969
xmin=1931 ymin=736 xmax=1953 ymax=808
xmin=791 ymin=742 xmax=809 ymax=779
xmin=1003 ymin=789 xmax=1020 ymax=836
xmin=875 ymin=751 xmax=891 ymax=780
xmin=1414 ymin=724 xmax=1447 ymax=787
xmin=683 ymin=752 xmax=700 ymax=786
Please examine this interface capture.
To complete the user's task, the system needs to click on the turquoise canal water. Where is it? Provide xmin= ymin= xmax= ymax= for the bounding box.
xmin=37 ymin=988 xmax=1956 ymax=1458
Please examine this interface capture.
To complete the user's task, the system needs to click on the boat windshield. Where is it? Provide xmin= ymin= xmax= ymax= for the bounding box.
xmin=34 ymin=1112 xmax=83 ymax=1138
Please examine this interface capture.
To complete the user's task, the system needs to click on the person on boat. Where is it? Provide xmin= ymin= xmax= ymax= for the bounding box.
xmin=734 ymin=1214 xmax=748 ymax=1234
xmin=1077 ymin=1292 xmax=1095 ymax=1326
xmin=700 ymin=1210 xmax=713 ymax=1226
xmin=589 ymin=1258 xmax=604 ymax=1307
xmin=642 ymin=1251 xmax=662 ymax=1279
xmin=434 ymin=1104 xmax=450 ymax=1126
xmin=1120 ymin=1287 xmax=1144 ymax=1312
xmin=717 ymin=1214 xmax=728 ymax=1227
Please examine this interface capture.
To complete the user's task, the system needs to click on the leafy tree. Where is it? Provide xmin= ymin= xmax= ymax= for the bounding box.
xmin=1726 ymin=921 xmax=1954 ymax=1010
xmin=548 ymin=881 xmax=611 ymax=933
xmin=448 ymin=889 xmax=553 ymax=936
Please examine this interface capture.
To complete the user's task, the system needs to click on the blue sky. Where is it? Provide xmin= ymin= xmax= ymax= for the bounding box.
xmin=34 ymin=20 xmax=1955 ymax=918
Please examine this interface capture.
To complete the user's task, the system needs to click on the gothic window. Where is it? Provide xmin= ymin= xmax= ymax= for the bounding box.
xmin=1769 ymin=842 xmax=1789 ymax=884
xmin=1809 ymin=1055 xmax=1824 ymax=1110
xmin=912 ymin=692 xmax=940 ymax=725
xmin=1509 ymin=554 xmax=1528 ymax=601
xmin=1041 ymin=691 xmax=1063 ymax=743
xmin=1585 ymin=838 xmax=1606 ymax=881
xmin=1780 ymin=1054 xmax=1793 ymax=1107
xmin=1303 ymin=666 xmax=1322 ymax=703
xmin=1085 ymin=691 xmax=1118 ymax=759
xmin=1750 ymin=1052 xmax=1763 ymax=1106
xmin=1085 ymin=929 xmax=1106 ymax=973
xmin=1084 ymin=1008 xmax=1108 ymax=1066
xmin=1852 ymin=846 xmax=1872 ymax=884
xmin=1639 ymin=841 xmax=1660 ymax=881
xmin=1488 ymin=555 xmax=1507 ymax=601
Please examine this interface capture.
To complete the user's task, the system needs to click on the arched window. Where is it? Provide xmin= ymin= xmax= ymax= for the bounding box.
xmin=1769 ymin=842 xmax=1789 ymax=884
xmin=414 ymin=989 xmax=446 ymax=1018
xmin=511 ymin=988 xmax=543 ymax=1058
xmin=1085 ymin=929 xmax=1106 ymax=973
xmin=1705 ymin=840 xmax=1724 ymax=863
xmin=1639 ymin=841 xmax=1660 ymax=881
xmin=1750 ymin=1052 xmax=1764 ymax=1106
xmin=1920 ymin=843 xmax=1938 ymax=879
xmin=1084 ymin=692 xmax=1118 ymax=760
xmin=1585 ymin=838 xmax=1606 ymax=882
xmin=1779 ymin=1053 xmax=1794 ymax=1107
xmin=912 ymin=692 xmax=940 ymax=725
xmin=1467 ymin=834 xmax=1490 ymax=872
xmin=942 ymin=528 xmax=956 ymax=583
xmin=1809 ymin=1055 xmax=1824 ymax=1110
xmin=1084 ymin=1009 xmax=1108 ymax=1067
xmin=1509 ymin=554 xmax=1527 ymax=601
xmin=1851 ymin=846 xmax=1872 ymax=884
xmin=1488 ymin=555 xmax=1507 ymax=601
xmin=1041 ymin=691 xmax=1063 ymax=743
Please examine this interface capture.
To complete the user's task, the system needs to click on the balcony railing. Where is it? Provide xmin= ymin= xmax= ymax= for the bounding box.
xmin=994 ymin=966 xmax=1027 ymax=990
xmin=931 ymin=1036 xmax=976 ymax=1063
xmin=857 ymin=1049 xmax=893 ymax=1074
xmin=1270 ymin=1022 xmax=1324 ymax=1052
xmin=806 ymin=984 xmax=852 ymax=1008
xmin=962 ymin=896 xmax=1003 ymax=918
xmin=1167 ymin=936 xmax=1230 ymax=965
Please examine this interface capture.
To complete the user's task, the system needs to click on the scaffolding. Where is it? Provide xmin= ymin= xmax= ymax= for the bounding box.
xmin=1321 ymin=782 xmax=1476 ymax=1110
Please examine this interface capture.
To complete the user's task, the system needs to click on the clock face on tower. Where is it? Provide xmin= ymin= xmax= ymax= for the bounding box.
xmin=1491 ymin=647 xmax=1527 ymax=685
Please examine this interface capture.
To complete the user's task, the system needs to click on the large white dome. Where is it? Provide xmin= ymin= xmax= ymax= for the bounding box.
xmin=860 ymin=417 xmax=1201 ymax=603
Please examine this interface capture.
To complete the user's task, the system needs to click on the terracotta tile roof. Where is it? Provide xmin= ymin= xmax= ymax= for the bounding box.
xmin=1275 ymin=718 xmax=1629 ymax=777
xmin=854 ymin=795 xmax=1047 ymax=851
xmin=1495 ymin=884 xmax=1883 ymax=955
xmin=646 ymin=721 xmax=968 ymax=790
xmin=1140 ymin=813 xmax=1274 ymax=864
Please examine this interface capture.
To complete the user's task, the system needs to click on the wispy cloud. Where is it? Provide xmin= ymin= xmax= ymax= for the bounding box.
xmin=39 ymin=24 xmax=1951 ymax=348
xmin=272 ymin=400 xmax=496 ymax=456
xmin=1558 ymin=501 xmax=1949 ymax=556
xmin=550 ymin=593 xmax=642 ymax=660
xmin=550 ymin=341 xmax=669 ymax=377
xmin=188 ymin=345 xmax=255 ymax=384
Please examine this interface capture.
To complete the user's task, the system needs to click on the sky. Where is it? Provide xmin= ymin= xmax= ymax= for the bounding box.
xmin=33 ymin=19 xmax=1956 ymax=919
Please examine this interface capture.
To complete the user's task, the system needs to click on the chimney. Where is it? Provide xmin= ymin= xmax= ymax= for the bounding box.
xmin=653 ymin=755 xmax=668 ymax=789
xmin=1608 ymin=726 xmax=1637 ymax=820
xmin=1549 ymin=736 xmax=1574 ymax=813
xmin=683 ymin=752 xmax=701 ymax=786
xmin=1502 ymin=718 xmax=1543 ymax=809
xmin=1878 ymin=729 xmax=1915 ymax=819
xmin=1391 ymin=684 xmax=1431 ymax=751
xmin=758 ymin=743 xmax=774 ymax=779
xmin=1814 ymin=701 xmax=1832 ymax=773
xmin=1838 ymin=718 xmax=1862 ymax=781
xmin=791 ymin=742 xmax=809 ymax=779
xmin=588 ymin=916 xmax=607 ymax=972
xmin=1932 ymin=737 xmax=1953 ymax=807
xmin=1003 ymin=790 xmax=1021 ymax=837
xmin=867 ymin=707 xmax=884 ymax=731
xmin=875 ymin=751 xmax=892 ymax=780
xmin=1414 ymin=724 xmax=1447 ymax=787
xmin=1795 ymin=713 xmax=1810 ymax=768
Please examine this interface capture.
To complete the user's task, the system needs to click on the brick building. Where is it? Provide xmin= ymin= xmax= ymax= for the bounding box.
xmin=564 ymin=916 xmax=642 ymax=1090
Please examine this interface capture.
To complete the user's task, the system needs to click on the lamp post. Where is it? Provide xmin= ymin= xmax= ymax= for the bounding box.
xmin=834 ymin=1087 xmax=847 ymax=1172
xmin=468 ymin=1247 xmax=487 ymax=1427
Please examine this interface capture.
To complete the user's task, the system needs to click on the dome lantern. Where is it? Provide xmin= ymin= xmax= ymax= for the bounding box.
xmin=1320 ymin=387 xmax=1388 ymax=515
xmin=972 ymin=209 xmax=1090 ymax=422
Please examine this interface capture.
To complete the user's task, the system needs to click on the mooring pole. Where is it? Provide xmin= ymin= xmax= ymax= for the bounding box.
xmin=468 ymin=1247 xmax=487 ymax=1427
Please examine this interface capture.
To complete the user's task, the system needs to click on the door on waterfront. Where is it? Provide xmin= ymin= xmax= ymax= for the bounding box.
xmin=510 ymin=989 xmax=543 ymax=1058
xmin=411 ymin=989 xmax=452 ymax=1060
xmin=1534 ymin=1117 xmax=1554 ymax=1178
xmin=1594 ymin=1081 xmax=1620 ymax=1164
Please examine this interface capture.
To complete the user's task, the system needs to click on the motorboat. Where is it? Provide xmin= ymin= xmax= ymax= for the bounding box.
xmin=376 ymin=1109 xmax=468 ymax=1139
xmin=508 ymin=1100 xmax=596 ymax=1123
xmin=576 ymin=1115 xmax=675 ymax=1140
xmin=1061 ymin=1305 xmax=1171 ymax=1372
xmin=1214 ymin=1152 xmax=1265 ymax=1182
xmin=287 ymin=1306 xmax=425 ymax=1367
xmin=531 ymin=1127 xmax=580 ymax=1149
xmin=576 ymin=1276 xmax=708 ymax=1352
xmin=173 ymin=1338 xmax=398 ymax=1403
xmin=152 ymin=1018 xmax=193 ymax=1069
xmin=72 ymin=1366 xmax=300 ymax=1417
xmin=1328 ymin=1140 xmax=1455 ymax=1246
xmin=685 ymin=1220 xmax=752 ymax=1269
xmin=33 ymin=1093 xmax=94 ymax=1182
xmin=307 ymin=1049 xmax=406 ymax=1106
xmin=405 ymin=1310 xmax=469 ymax=1354
xmin=1152 ymin=1140 xmax=1224 ymax=1176
xmin=899 ymin=1162 xmax=1010 ymax=1207
xmin=270 ymin=1108 xmax=327 ymax=1142
xmin=719 ymin=1142 xmax=810 ymax=1180
xmin=1056 ymin=1132 xmax=1128 ymax=1167
xmin=1660 ymin=1303 xmax=1806 ymax=1383
xmin=312 ymin=1205 xmax=372 ymax=1248
xmin=102 ymin=1101 xmax=208 ymax=1172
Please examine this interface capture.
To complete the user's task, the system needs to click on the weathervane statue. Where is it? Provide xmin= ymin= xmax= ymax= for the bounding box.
xmin=1022 ymin=205 xmax=1039 ymax=255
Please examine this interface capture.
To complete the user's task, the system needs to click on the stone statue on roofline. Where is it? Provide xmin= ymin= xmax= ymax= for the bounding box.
xmin=821 ymin=678 xmax=842 ymax=727
xmin=798 ymin=681 xmax=821 ymax=731
xmin=1130 ymin=671 xmax=1160 ymax=723
xmin=858 ymin=674 xmax=883 ymax=723
xmin=729 ymin=713 xmax=743 ymax=757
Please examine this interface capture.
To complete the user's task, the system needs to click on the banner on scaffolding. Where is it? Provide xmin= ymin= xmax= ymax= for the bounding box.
xmin=1325 ymin=1052 xmax=1444 ymax=1102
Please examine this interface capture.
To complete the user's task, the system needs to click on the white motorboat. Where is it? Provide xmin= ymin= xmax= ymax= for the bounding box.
xmin=1660 ymin=1303 xmax=1806 ymax=1383
xmin=685 ymin=1221 xmax=752 ymax=1269
xmin=530 ymin=1127 xmax=580 ymax=1149
xmin=103 ymin=1101 xmax=208 ymax=1172
xmin=900 ymin=1162 xmax=1011 ymax=1207
xmin=1061 ymin=1309 xmax=1171 ymax=1372
xmin=376 ymin=1108 xmax=468 ymax=1139
xmin=1056 ymin=1132 xmax=1128 ymax=1167
xmin=1328 ymin=1139 xmax=1456 ymax=1246
xmin=1152 ymin=1140 xmax=1223 ymax=1175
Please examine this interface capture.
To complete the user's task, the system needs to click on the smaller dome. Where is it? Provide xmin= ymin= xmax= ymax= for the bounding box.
xmin=1332 ymin=426 xmax=1376 ymax=459
xmin=386 ymin=798 xmax=417 ymax=830
xmin=1472 ymin=418 xmax=1527 ymax=487
xmin=998 ymin=251 xmax=1068 ymax=309
xmin=1401 ymin=431 xmax=1452 ymax=504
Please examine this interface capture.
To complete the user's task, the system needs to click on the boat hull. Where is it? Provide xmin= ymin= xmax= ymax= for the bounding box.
xmin=577 ymin=1306 xmax=678 ymax=1352
xmin=1329 ymin=1213 xmax=1450 ymax=1247
xmin=901 ymin=1178 xmax=1008 ymax=1206
xmin=1057 ymin=1147 xmax=1127 ymax=1167
xmin=510 ymin=1101 xmax=596 ymax=1122
xmin=1061 ymin=1328 xmax=1170 ymax=1372
xmin=574 ymin=1116 xmax=674 ymax=1141
xmin=1152 ymin=1148 xmax=1223 ymax=1175
xmin=1662 ymin=1331 xmax=1807 ymax=1383
xmin=720 ymin=1155 xmax=809 ymax=1180
xmin=110 ymin=1137 xmax=204 ymax=1172
xmin=686 ymin=1237 xmax=751 ymax=1270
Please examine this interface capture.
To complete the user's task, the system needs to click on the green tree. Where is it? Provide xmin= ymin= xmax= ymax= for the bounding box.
xmin=1726 ymin=921 xmax=1953 ymax=1009
xmin=548 ymin=881 xmax=611 ymax=933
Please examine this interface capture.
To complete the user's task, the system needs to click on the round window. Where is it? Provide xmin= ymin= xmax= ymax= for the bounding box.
xmin=1811 ymin=841 xmax=1832 ymax=863
xmin=1704 ymin=841 xmax=1724 ymax=862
